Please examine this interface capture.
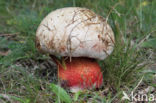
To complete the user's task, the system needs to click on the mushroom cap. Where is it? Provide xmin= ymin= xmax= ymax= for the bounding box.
xmin=36 ymin=7 xmax=115 ymax=60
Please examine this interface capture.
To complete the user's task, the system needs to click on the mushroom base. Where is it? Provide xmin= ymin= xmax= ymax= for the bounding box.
xmin=57 ymin=57 xmax=103 ymax=92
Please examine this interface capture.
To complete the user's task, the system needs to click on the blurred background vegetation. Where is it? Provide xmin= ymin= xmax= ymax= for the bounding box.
xmin=0 ymin=0 xmax=155 ymax=103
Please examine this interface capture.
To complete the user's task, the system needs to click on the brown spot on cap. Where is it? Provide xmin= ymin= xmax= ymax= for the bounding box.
xmin=35 ymin=37 xmax=45 ymax=53
xmin=35 ymin=37 xmax=41 ymax=50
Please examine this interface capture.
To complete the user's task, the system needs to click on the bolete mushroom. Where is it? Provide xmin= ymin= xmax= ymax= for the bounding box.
xmin=36 ymin=7 xmax=115 ymax=92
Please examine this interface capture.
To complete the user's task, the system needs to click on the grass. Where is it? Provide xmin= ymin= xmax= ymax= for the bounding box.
xmin=0 ymin=0 xmax=156 ymax=102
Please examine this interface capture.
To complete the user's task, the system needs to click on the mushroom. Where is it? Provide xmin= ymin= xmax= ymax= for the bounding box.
xmin=36 ymin=7 xmax=115 ymax=92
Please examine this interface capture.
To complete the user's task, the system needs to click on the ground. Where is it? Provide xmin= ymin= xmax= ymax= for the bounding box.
xmin=0 ymin=0 xmax=156 ymax=103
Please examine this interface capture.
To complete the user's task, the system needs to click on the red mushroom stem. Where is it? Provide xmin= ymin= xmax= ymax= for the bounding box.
xmin=50 ymin=55 xmax=103 ymax=92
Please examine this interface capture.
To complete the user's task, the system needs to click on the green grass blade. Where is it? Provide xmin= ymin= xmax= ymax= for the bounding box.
xmin=50 ymin=83 xmax=72 ymax=103
xmin=141 ymin=38 xmax=156 ymax=48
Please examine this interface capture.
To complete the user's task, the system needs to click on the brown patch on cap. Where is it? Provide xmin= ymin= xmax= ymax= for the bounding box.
xmin=47 ymin=39 xmax=54 ymax=49
xmin=80 ymin=8 xmax=96 ymax=19
xmin=60 ymin=45 xmax=66 ymax=52
xmin=35 ymin=37 xmax=41 ymax=51
xmin=96 ymin=34 xmax=111 ymax=54
xmin=97 ymin=15 xmax=106 ymax=22
xmin=35 ymin=36 xmax=46 ymax=53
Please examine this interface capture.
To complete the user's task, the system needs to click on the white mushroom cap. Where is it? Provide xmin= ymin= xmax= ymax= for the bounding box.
xmin=36 ymin=7 xmax=115 ymax=60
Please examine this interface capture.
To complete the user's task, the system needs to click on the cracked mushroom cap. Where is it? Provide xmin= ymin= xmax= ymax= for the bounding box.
xmin=36 ymin=7 xmax=115 ymax=60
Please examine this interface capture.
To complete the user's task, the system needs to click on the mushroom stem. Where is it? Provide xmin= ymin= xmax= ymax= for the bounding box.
xmin=51 ymin=57 xmax=103 ymax=92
